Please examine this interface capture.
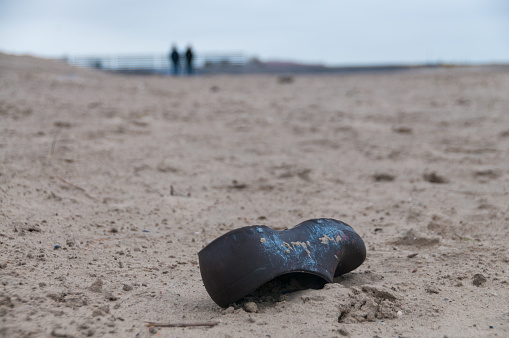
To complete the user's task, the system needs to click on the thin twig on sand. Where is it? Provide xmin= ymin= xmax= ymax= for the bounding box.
xmin=56 ymin=175 xmax=86 ymax=192
xmin=145 ymin=321 xmax=219 ymax=328
xmin=55 ymin=175 xmax=99 ymax=201
xmin=50 ymin=128 xmax=62 ymax=158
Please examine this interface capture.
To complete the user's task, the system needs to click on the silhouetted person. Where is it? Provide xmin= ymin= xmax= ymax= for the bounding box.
xmin=170 ymin=44 xmax=179 ymax=75
xmin=185 ymin=46 xmax=194 ymax=75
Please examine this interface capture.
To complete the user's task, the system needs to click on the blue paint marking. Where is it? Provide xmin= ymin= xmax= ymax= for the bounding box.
xmin=254 ymin=219 xmax=358 ymax=273
xmin=259 ymin=231 xmax=293 ymax=265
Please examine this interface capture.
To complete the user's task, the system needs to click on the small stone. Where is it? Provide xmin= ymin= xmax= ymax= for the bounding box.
xmin=373 ymin=173 xmax=395 ymax=182
xmin=89 ymin=279 xmax=103 ymax=293
xmin=78 ymin=323 xmax=89 ymax=330
xmin=149 ymin=326 xmax=158 ymax=334
xmin=397 ymin=311 xmax=403 ymax=317
xmin=0 ymin=262 xmax=7 ymax=269
xmin=243 ymin=301 xmax=258 ymax=313
xmin=423 ymin=172 xmax=448 ymax=184
xmin=221 ymin=306 xmax=235 ymax=315
xmin=99 ymin=305 xmax=110 ymax=314
xmin=473 ymin=274 xmax=487 ymax=286
xmin=47 ymin=292 xmax=65 ymax=302
xmin=425 ymin=285 xmax=440 ymax=294
xmin=105 ymin=293 xmax=118 ymax=301
xmin=91 ymin=308 xmax=104 ymax=317
xmin=338 ymin=327 xmax=350 ymax=336
xmin=50 ymin=328 xmax=74 ymax=338
xmin=54 ymin=243 xmax=61 ymax=250
xmin=123 ymin=284 xmax=133 ymax=291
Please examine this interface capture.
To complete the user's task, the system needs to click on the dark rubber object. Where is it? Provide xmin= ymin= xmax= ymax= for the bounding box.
xmin=198 ymin=218 xmax=366 ymax=307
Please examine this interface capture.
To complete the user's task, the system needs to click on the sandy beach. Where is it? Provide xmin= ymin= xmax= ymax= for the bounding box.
xmin=1 ymin=53 xmax=508 ymax=337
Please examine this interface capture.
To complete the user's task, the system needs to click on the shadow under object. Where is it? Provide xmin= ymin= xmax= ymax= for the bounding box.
xmin=198 ymin=218 xmax=366 ymax=307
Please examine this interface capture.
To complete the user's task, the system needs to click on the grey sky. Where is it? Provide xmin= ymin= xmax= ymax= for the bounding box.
xmin=0 ymin=0 xmax=508 ymax=65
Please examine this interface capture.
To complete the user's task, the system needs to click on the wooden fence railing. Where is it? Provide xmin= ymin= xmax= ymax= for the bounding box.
xmin=65 ymin=52 xmax=248 ymax=73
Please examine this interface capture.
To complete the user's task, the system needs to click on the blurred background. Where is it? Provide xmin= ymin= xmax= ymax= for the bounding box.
xmin=1 ymin=0 xmax=508 ymax=72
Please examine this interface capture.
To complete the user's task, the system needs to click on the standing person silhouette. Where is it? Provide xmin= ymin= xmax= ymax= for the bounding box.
xmin=185 ymin=45 xmax=194 ymax=75
xmin=169 ymin=44 xmax=180 ymax=76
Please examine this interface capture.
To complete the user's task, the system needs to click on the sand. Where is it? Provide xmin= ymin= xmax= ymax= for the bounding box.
xmin=0 ymin=53 xmax=508 ymax=337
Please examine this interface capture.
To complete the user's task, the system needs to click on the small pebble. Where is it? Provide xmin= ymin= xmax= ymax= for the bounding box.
xmin=123 ymin=284 xmax=133 ymax=291
xmin=472 ymin=273 xmax=487 ymax=286
xmin=105 ymin=293 xmax=118 ymax=301
xmin=397 ymin=310 xmax=403 ymax=317
xmin=89 ymin=279 xmax=103 ymax=293
xmin=243 ymin=301 xmax=258 ymax=313
xmin=54 ymin=243 xmax=61 ymax=250
xmin=338 ymin=327 xmax=350 ymax=336
xmin=221 ymin=306 xmax=235 ymax=315
xmin=51 ymin=328 xmax=72 ymax=337
xmin=92 ymin=308 xmax=104 ymax=317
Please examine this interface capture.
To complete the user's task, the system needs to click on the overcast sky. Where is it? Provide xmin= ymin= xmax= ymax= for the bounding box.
xmin=0 ymin=0 xmax=508 ymax=65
